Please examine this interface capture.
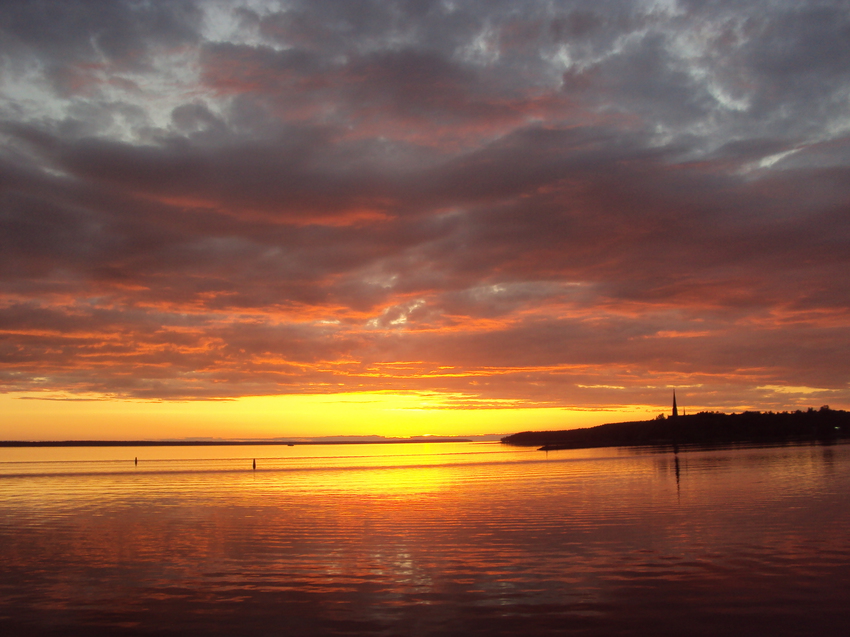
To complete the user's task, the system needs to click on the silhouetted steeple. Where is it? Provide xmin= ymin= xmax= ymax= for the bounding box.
xmin=672 ymin=391 xmax=678 ymax=418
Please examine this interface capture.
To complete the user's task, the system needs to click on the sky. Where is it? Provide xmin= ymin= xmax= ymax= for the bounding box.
xmin=2 ymin=0 xmax=849 ymax=440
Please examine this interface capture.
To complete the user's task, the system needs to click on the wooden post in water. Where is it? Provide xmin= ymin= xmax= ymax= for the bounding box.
xmin=253 ymin=458 xmax=256 ymax=470
xmin=134 ymin=457 xmax=138 ymax=466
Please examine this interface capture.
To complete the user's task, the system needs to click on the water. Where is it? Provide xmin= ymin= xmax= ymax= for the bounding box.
xmin=1 ymin=441 xmax=848 ymax=636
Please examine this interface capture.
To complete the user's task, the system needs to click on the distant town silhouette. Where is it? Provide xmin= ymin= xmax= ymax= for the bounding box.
xmin=503 ymin=397 xmax=849 ymax=450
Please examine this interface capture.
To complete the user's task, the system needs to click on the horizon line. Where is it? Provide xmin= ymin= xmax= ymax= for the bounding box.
xmin=0 ymin=435 xmax=507 ymax=448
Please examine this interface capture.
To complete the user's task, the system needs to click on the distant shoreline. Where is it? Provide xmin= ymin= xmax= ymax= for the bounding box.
xmin=501 ymin=408 xmax=850 ymax=451
xmin=0 ymin=438 xmax=473 ymax=448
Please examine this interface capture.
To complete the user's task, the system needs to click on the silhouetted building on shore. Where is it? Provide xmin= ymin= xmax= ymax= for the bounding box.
xmin=503 ymin=405 xmax=850 ymax=450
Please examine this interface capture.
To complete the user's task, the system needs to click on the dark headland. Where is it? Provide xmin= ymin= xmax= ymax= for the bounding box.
xmin=501 ymin=406 xmax=850 ymax=450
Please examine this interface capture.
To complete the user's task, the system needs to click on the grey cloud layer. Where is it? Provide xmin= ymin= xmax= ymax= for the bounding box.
xmin=1 ymin=0 xmax=849 ymax=409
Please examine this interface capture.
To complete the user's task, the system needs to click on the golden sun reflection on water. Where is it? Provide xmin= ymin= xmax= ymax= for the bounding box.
xmin=2 ymin=442 xmax=849 ymax=636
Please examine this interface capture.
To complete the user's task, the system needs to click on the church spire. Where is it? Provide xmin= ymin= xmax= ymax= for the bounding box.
xmin=672 ymin=391 xmax=678 ymax=418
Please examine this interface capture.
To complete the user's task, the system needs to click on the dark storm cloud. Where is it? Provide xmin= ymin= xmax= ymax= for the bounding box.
xmin=0 ymin=0 xmax=201 ymax=68
xmin=1 ymin=0 xmax=848 ymax=410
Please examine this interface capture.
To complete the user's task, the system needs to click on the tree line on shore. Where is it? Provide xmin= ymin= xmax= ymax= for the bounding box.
xmin=501 ymin=406 xmax=850 ymax=450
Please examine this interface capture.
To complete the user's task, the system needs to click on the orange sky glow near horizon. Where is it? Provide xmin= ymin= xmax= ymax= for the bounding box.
xmin=1 ymin=391 xmax=659 ymax=441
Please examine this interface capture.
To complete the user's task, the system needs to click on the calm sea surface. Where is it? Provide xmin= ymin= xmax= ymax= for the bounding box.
xmin=1 ymin=441 xmax=848 ymax=636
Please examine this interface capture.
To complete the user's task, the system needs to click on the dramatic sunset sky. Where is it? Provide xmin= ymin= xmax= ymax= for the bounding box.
xmin=2 ymin=0 xmax=849 ymax=440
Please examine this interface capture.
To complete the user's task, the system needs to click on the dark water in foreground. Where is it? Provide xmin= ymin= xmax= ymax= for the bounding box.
xmin=1 ymin=441 xmax=848 ymax=636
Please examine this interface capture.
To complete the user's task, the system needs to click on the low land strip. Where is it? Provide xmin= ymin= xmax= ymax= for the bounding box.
xmin=0 ymin=437 xmax=472 ymax=447
xmin=502 ymin=408 xmax=850 ymax=450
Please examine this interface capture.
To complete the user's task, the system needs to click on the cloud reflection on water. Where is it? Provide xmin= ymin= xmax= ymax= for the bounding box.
xmin=1 ymin=442 xmax=848 ymax=635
